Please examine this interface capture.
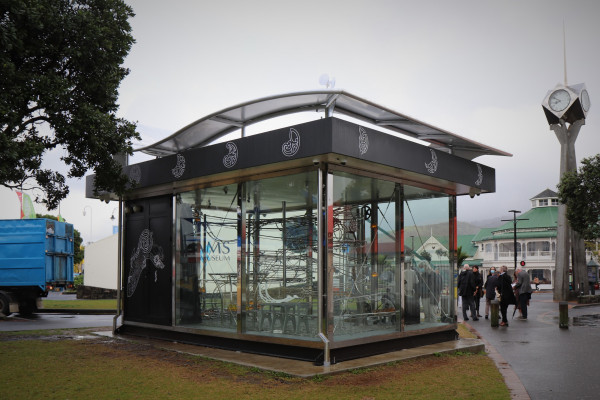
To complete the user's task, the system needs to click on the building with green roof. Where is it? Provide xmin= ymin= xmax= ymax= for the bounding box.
xmin=470 ymin=189 xmax=560 ymax=285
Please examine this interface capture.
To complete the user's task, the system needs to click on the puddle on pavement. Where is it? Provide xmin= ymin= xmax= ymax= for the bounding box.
xmin=73 ymin=335 xmax=98 ymax=340
xmin=571 ymin=314 xmax=600 ymax=327
xmin=553 ymin=314 xmax=600 ymax=327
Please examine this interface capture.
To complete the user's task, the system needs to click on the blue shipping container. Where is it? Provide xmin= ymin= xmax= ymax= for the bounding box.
xmin=0 ymin=219 xmax=74 ymax=291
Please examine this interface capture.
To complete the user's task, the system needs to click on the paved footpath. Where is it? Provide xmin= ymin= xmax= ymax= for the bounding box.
xmin=465 ymin=292 xmax=600 ymax=400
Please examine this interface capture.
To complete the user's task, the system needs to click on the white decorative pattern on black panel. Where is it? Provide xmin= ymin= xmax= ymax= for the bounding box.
xmin=171 ymin=153 xmax=186 ymax=178
xmin=223 ymin=142 xmax=238 ymax=168
xmin=129 ymin=165 xmax=142 ymax=184
xmin=358 ymin=126 xmax=369 ymax=155
xmin=127 ymin=229 xmax=165 ymax=297
xmin=282 ymin=128 xmax=300 ymax=157
xmin=425 ymin=149 xmax=438 ymax=174
xmin=475 ymin=164 xmax=483 ymax=186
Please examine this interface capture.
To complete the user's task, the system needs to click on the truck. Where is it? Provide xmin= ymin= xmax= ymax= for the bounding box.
xmin=0 ymin=218 xmax=74 ymax=316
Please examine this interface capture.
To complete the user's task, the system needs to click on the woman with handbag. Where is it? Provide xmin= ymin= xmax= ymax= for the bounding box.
xmin=497 ymin=265 xmax=517 ymax=326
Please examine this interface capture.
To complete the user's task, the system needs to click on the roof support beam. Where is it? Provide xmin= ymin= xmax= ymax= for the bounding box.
xmin=210 ymin=115 xmax=244 ymax=127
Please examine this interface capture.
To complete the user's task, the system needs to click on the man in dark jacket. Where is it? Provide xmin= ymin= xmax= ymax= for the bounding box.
xmin=472 ymin=266 xmax=484 ymax=318
xmin=498 ymin=265 xmax=516 ymax=326
xmin=514 ymin=268 xmax=533 ymax=319
xmin=484 ymin=268 xmax=499 ymax=319
xmin=457 ymin=264 xmax=478 ymax=321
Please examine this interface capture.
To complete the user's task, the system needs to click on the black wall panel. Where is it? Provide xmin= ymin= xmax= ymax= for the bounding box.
xmin=123 ymin=195 xmax=172 ymax=325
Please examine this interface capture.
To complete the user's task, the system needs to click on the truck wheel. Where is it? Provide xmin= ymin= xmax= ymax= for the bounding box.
xmin=18 ymin=298 xmax=36 ymax=316
xmin=0 ymin=293 xmax=11 ymax=317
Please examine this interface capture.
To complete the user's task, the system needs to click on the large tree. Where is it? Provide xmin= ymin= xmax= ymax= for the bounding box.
xmin=1 ymin=0 xmax=139 ymax=209
xmin=557 ymin=153 xmax=600 ymax=241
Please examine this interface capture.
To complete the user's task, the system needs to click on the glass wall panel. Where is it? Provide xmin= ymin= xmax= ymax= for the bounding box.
xmin=173 ymin=168 xmax=454 ymax=339
xmin=175 ymin=184 xmax=239 ymax=331
xmin=330 ymin=171 xmax=401 ymax=340
xmin=244 ymin=172 xmax=319 ymax=338
xmin=403 ymin=185 xmax=454 ymax=331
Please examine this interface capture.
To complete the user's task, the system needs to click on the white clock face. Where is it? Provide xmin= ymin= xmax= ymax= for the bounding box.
xmin=581 ymin=89 xmax=591 ymax=112
xmin=549 ymin=89 xmax=571 ymax=112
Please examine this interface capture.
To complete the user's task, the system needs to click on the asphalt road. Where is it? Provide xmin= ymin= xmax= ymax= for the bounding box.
xmin=0 ymin=292 xmax=114 ymax=332
xmin=0 ymin=313 xmax=114 ymax=331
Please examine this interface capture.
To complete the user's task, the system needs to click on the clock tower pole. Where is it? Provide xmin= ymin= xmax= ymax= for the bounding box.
xmin=542 ymin=84 xmax=590 ymax=301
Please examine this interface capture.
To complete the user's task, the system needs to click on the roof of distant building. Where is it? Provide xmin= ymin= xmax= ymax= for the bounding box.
xmin=471 ymin=227 xmax=496 ymax=242
xmin=495 ymin=206 xmax=558 ymax=232
xmin=530 ymin=188 xmax=558 ymax=200
xmin=472 ymin=206 xmax=558 ymax=242
xmin=457 ymin=235 xmax=478 ymax=257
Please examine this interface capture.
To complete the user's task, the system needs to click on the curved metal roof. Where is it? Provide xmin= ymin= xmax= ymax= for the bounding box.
xmin=135 ymin=90 xmax=511 ymax=160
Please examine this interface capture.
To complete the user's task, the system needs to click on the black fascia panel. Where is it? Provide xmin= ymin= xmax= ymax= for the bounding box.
xmin=330 ymin=118 xmax=495 ymax=192
xmin=86 ymin=117 xmax=495 ymax=197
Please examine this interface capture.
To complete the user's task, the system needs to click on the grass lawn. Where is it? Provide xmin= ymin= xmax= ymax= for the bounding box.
xmin=41 ymin=299 xmax=117 ymax=310
xmin=0 ymin=324 xmax=508 ymax=400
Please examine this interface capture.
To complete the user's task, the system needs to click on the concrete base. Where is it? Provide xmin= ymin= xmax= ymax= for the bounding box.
xmin=95 ymin=330 xmax=483 ymax=377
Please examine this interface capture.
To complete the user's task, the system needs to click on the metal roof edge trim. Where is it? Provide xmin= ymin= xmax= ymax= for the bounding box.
xmin=134 ymin=90 xmax=512 ymax=159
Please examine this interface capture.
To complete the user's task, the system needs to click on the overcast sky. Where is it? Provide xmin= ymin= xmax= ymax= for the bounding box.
xmin=2 ymin=0 xmax=599 ymax=243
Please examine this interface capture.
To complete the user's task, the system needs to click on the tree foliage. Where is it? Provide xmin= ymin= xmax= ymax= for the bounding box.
xmin=456 ymin=246 xmax=469 ymax=267
xmin=1 ymin=0 xmax=139 ymax=209
xmin=557 ymin=154 xmax=600 ymax=240
xmin=419 ymin=250 xmax=432 ymax=262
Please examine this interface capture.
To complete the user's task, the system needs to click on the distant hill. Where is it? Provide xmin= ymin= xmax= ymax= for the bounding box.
xmin=463 ymin=217 xmax=504 ymax=229
xmin=377 ymin=217 xmax=501 ymax=245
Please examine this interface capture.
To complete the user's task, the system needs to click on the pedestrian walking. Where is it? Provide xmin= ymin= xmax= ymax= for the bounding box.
xmin=472 ymin=266 xmax=484 ymax=317
xmin=497 ymin=265 xmax=516 ymax=326
xmin=484 ymin=268 xmax=498 ymax=319
xmin=457 ymin=264 xmax=478 ymax=321
xmin=514 ymin=268 xmax=533 ymax=320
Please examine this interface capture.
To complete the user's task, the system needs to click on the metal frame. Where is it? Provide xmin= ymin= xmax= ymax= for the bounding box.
xmin=135 ymin=90 xmax=511 ymax=160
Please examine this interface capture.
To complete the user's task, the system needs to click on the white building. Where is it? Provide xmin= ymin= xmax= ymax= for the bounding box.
xmin=471 ymin=189 xmax=561 ymax=286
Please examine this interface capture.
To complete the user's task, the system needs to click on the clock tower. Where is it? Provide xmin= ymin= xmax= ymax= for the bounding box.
xmin=542 ymin=83 xmax=590 ymax=301
xmin=542 ymin=83 xmax=591 ymax=125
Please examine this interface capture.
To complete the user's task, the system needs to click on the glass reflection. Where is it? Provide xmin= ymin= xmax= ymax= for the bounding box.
xmin=244 ymin=173 xmax=318 ymax=338
xmin=174 ymin=168 xmax=455 ymax=341
xmin=175 ymin=184 xmax=239 ymax=330
xmin=404 ymin=188 xmax=454 ymax=330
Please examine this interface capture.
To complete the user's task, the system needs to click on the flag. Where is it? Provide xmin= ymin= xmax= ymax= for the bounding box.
xmin=16 ymin=191 xmax=36 ymax=219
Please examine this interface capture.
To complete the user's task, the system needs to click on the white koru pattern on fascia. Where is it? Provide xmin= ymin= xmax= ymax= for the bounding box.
xmin=129 ymin=165 xmax=142 ymax=183
xmin=282 ymin=128 xmax=301 ymax=157
xmin=223 ymin=142 xmax=238 ymax=168
xmin=127 ymin=229 xmax=165 ymax=297
xmin=425 ymin=149 xmax=438 ymax=174
xmin=475 ymin=164 xmax=483 ymax=186
xmin=172 ymin=153 xmax=186 ymax=178
xmin=358 ymin=126 xmax=369 ymax=155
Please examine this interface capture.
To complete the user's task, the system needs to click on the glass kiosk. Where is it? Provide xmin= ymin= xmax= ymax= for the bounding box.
xmin=87 ymin=91 xmax=507 ymax=364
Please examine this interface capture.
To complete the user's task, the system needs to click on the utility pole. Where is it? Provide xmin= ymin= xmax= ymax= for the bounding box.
xmin=502 ymin=210 xmax=528 ymax=271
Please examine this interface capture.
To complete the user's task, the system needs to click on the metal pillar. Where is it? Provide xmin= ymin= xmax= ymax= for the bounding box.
xmin=551 ymin=119 xmax=586 ymax=301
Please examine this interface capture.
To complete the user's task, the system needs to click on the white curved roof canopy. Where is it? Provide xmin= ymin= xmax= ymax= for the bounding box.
xmin=135 ymin=90 xmax=511 ymax=160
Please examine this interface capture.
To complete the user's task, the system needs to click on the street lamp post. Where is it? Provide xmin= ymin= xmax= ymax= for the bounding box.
xmin=502 ymin=210 xmax=528 ymax=271
xmin=83 ymin=206 xmax=92 ymax=244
